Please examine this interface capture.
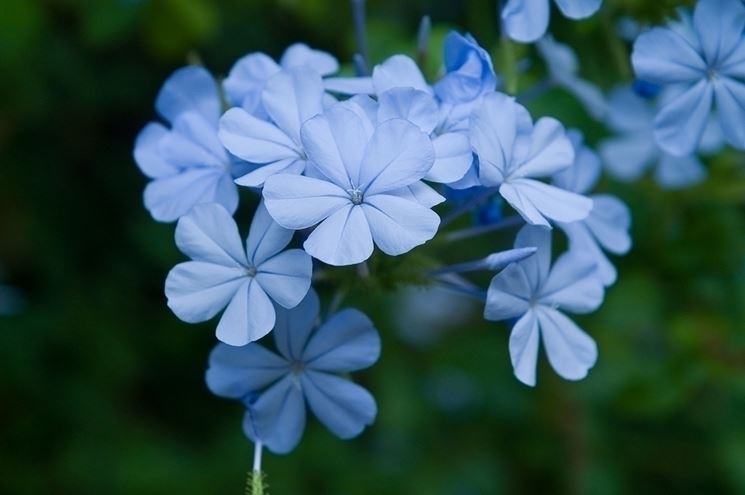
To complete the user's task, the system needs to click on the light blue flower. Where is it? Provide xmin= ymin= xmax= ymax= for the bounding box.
xmin=133 ymin=66 xmax=247 ymax=222
xmin=536 ymin=35 xmax=608 ymax=120
xmin=501 ymin=0 xmax=603 ymax=43
xmin=262 ymin=103 xmax=440 ymax=266
xmin=466 ymin=92 xmax=593 ymax=226
xmin=219 ymin=67 xmax=326 ymax=187
xmin=434 ymin=31 xmax=499 ymax=105
xmin=598 ymin=86 xmax=723 ymax=189
xmin=632 ymin=0 xmax=745 ymax=156
xmin=224 ymin=43 xmax=339 ymax=115
xmin=206 ymin=290 xmax=380 ymax=454
xmin=554 ymin=130 xmax=632 ymax=286
xmin=485 ymin=225 xmax=604 ymax=386
xmin=165 ymin=202 xmax=312 ymax=346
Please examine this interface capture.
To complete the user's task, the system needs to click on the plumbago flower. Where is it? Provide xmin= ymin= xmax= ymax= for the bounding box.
xmin=632 ymin=0 xmax=745 ymax=156
xmin=262 ymin=104 xmax=440 ymax=266
xmin=485 ymin=225 xmax=604 ymax=386
xmin=554 ymin=130 xmax=632 ymax=286
xmin=134 ymin=66 xmax=249 ymax=222
xmin=219 ymin=67 xmax=325 ymax=187
xmin=599 ymin=86 xmax=724 ymax=189
xmin=536 ymin=35 xmax=608 ymax=120
xmin=465 ymin=91 xmax=593 ymax=226
xmin=165 ymin=202 xmax=312 ymax=346
xmin=206 ymin=290 xmax=380 ymax=454
xmin=501 ymin=0 xmax=603 ymax=43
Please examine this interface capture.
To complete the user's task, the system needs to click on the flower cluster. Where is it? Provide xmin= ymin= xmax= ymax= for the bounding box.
xmin=132 ymin=0 xmax=742 ymax=482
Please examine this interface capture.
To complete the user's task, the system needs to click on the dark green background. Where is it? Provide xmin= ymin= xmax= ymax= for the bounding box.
xmin=2 ymin=0 xmax=744 ymax=493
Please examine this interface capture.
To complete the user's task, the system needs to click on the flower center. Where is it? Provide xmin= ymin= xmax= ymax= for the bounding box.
xmin=244 ymin=265 xmax=257 ymax=277
xmin=348 ymin=188 xmax=364 ymax=205
xmin=290 ymin=360 xmax=305 ymax=374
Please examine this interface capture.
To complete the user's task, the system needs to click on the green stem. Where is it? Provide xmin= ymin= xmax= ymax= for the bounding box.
xmin=500 ymin=36 xmax=519 ymax=95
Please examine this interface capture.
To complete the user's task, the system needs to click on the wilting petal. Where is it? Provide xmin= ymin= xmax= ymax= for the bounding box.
xmin=156 ymin=66 xmax=221 ymax=125
xmin=303 ymin=205 xmax=374 ymax=266
xmin=535 ymin=306 xmax=598 ymax=381
xmin=206 ymin=343 xmax=289 ymax=399
xmin=359 ymin=119 xmax=435 ymax=195
xmin=361 ymin=194 xmax=440 ymax=256
xmin=509 ymin=310 xmax=541 ymax=386
xmin=300 ymin=370 xmax=377 ymax=439
xmin=216 ymin=279 xmax=276 ymax=346
xmin=256 ymin=249 xmax=313 ymax=309
xmin=263 ymin=174 xmax=350 ymax=230
xmin=303 ymin=309 xmax=380 ymax=372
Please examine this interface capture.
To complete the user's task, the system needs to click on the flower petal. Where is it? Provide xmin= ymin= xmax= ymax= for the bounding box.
xmin=144 ymin=168 xmax=228 ymax=223
xmin=303 ymin=309 xmax=381 ymax=372
xmin=554 ymin=0 xmax=602 ymax=19
xmin=234 ymin=158 xmax=306 ymax=188
xmin=359 ymin=119 xmax=435 ymax=195
xmin=535 ymin=306 xmax=598 ymax=381
xmin=693 ymin=0 xmax=745 ymax=66
xmin=654 ymin=153 xmax=707 ymax=189
xmin=484 ymin=262 xmax=532 ymax=321
xmin=654 ymin=79 xmax=714 ymax=157
xmin=174 ymin=203 xmax=247 ymax=266
xmin=387 ymin=182 xmax=446 ymax=208
xmin=256 ymin=249 xmax=313 ymax=309
xmin=134 ymin=122 xmax=177 ymax=178
xmin=469 ymin=92 xmax=519 ymax=186
xmin=371 ymin=55 xmax=431 ymax=94
xmin=501 ymin=0 xmax=550 ymax=43
xmin=598 ymin=133 xmax=657 ymax=182
xmin=300 ymin=370 xmax=377 ymax=439
xmin=206 ymin=343 xmax=289 ymax=399
xmin=280 ymin=43 xmax=339 ymax=75
xmin=216 ymin=279 xmax=276 ymax=346
xmin=539 ymin=250 xmax=604 ymax=313
xmin=377 ymin=88 xmax=439 ymax=134
xmin=515 ymin=224 xmax=551 ymax=292
xmin=585 ymin=194 xmax=632 ymax=254
xmin=427 ymin=133 xmax=473 ymax=184
xmin=300 ymin=105 xmax=368 ymax=188
xmin=361 ymin=194 xmax=440 ymax=256
xmin=508 ymin=311 xmax=541 ymax=386
xmin=262 ymin=67 xmax=325 ymax=144
xmin=273 ymin=290 xmax=321 ymax=361
xmin=223 ymin=52 xmax=280 ymax=108
xmin=244 ymin=375 xmax=306 ymax=455
xmin=500 ymin=178 xmax=593 ymax=226
xmin=245 ymin=201 xmax=293 ymax=266
xmin=632 ymin=27 xmax=707 ymax=84
xmin=303 ymin=205 xmax=374 ymax=266
xmin=155 ymin=66 xmax=221 ymax=125
xmin=561 ymin=221 xmax=618 ymax=286
xmin=713 ymin=77 xmax=745 ymax=150
xmin=263 ymin=174 xmax=350 ymax=230
xmin=219 ymin=108 xmax=299 ymax=164
xmin=552 ymin=129 xmax=601 ymax=194
xmin=165 ymin=262 xmax=247 ymax=323
xmin=511 ymin=117 xmax=575 ymax=179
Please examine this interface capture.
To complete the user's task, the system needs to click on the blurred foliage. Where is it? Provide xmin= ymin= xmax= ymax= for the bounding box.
xmin=0 ymin=0 xmax=744 ymax=494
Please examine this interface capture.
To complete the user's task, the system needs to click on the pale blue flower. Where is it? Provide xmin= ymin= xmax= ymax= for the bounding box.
xmin=536 ymin=35 xmax=608 ymax=119
xmin=224 ymin=43 xmax=339 ymax=115
xmin=485 ymin=225 xmax=604 ymax=386
xmin=262 ymin=103 xmax=440 ymax=266
xmin=598 ymin=86 xmax=723 ymax=189
xmin=466 ymin=92 xmax=593 ymax=226
xmin=434 ymin=31 xmax=499 ymax=105
xmin=165 ymin=202 xmax=312 ymax=346
xmin=501 ymin=0 xmax=603 ymax=43
xmin=206 ymin=290 xmax=380 ymax=454
xmin=632 ymin=0 xmax=745 ymax=156
xmin=219 ymin=67 xmax=326 ymax=187
xmin=133 ymin=66 xmax=248 ymax=222
xmin=554 ymin=130 xmax=632 ymax=286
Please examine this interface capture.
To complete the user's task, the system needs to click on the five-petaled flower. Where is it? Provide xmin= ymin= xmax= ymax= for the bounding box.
xmin=165 ymin=202 xmax=312 ymax=346
xmin=206 ymin=290 xmax=380 ymax=454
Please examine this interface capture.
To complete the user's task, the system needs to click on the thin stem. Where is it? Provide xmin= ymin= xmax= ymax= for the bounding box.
xmin=440 ymin=187 xmax=500 ymax=227
xmin=497 ymin=0 xmax=518 ymax=94
xmin=431 ymin=278 xmax=487 ymax=302
xmin=516 ymin=78 xmax=555 ymax=105
xmin=416 ymin=15 xmax=431 ymax=69
xmin=357 ymin=261 xmax=370 ymax=279
xmin=444 ymin=215 xmax=523 ymax=242
xmin=351 ymin=0 xmax=369 ymax=75
xmin=429 ymin=246 xmax=537 ymax=276
xmin=253 ymin=441 xmax=263 ymax=473
xmin=327 ymin=288 xmax=347 ymax=317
